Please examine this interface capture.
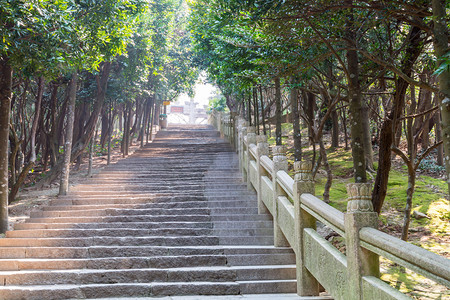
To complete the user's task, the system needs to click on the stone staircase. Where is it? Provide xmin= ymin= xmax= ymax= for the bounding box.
xmin=0 ymin=125 xmax=327 ymax=299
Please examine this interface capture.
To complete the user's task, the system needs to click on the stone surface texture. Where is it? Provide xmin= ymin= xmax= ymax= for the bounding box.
xmin=0 ymin=125 xmax=330 ymax=299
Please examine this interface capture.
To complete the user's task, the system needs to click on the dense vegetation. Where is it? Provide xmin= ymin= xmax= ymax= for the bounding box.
xmin=188 ymin=0 xmax=449 ymax=242
xmin=0 ymin=0 xmax=198 ymax=233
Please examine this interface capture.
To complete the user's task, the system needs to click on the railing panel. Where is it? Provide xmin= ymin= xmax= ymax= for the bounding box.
xmin=277 ymin=196 xmax=295 ymax=247
xmin=249 ymin=160 xmax=258 ymax=190
xmin=261 ymin=176 xmax=274 ymax=215
xmin=304 ymin=228 xmax=347 ymax=300
xmin=362 ymin=276 xmax=410 ymax=300
xmin=243 ymin=151 xmax=248 ymax=171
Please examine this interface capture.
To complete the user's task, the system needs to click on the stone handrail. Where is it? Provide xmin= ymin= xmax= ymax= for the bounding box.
xmin=260 ymin=156 xmax=273 ymax=174
xmin=360 ymin=228 xmax=450 ymax=287
xmin=211 ymin=113 xmax=450 ymax=300
xmin=301 ymin=193 xmax=345 ymax=236
xmin=277 ymin=170 xmax=295 ymax=200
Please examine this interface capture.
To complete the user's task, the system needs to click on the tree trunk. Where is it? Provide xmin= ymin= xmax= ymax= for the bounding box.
xmin=275 ymin=77 xmax=282 ymax=145
xmin=432 ymin=0 xmax=450 ymax=193
xmin=0 ymin=56 xmax=12 ymax=233
xmin=306 ymin=91 xmax=315 ymax=144
xmin=118 ymin=108 xmax=123 ymax=132
xmin=331 ymin=110 xmax=339 ymax=149
xmin=100 ymin=106 xmax=109 ymax=148
xmin=59 ymin=72 xmax=78 ymax=196
xmin=259 ymin=86 xmax=267 ymax=135
xmin=436 ymin=111 xmax=444 ymax=166
xmin=346 ymin=2 xmax=366 ymax=182
xmin=30 ymin=76 xmax=44 ymax=163
xmin=341 ymin=107 xmax=349 ymax=150
xmin=401 ymin=171 xmax=415 ymax=241
xmin=253 ymin=87 xmax=260 ymax=134
xmin=291 ymin=77 xmax=302 ymax=161
xmin=87 ymin=129 xmax=97 ymax=177
xmin=320 ymin=139 xmax=332 ymax=203
xmin=362 ymin=100 xmax=374 ymax=170
xmin=149 ymin=99 xmax=156 ymax=141
xmin=107 ymin=103 xmax=114 ymax=165
xmin=247 ymin=93 xmax=252 ymax=126
xmin=372 ymin=26 xmax=423 ymax=213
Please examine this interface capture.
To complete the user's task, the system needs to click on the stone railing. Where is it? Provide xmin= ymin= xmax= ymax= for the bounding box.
xmin=212 ymin=116 xmax=450 ymax=300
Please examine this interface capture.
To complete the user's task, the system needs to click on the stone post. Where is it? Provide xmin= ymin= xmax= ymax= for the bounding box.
xmin=293 ymin=161 xmax=319 ymax=296
xmin=230 ymin=112 xmax=237 ymax=150
xmin=256 ymin=135 xmax=270 ymax=214
xmin=238 ymin=120 xmax=247 ymax=176
xmin=246 ymin=126 xmax=257 ymax=191
xmin=217 ymin=111 xmax=223 ymax=137
xmin=344 ymin=183 xmax=379 ymax=300
xmin=272 ymin=145 xmax=290 ymax=247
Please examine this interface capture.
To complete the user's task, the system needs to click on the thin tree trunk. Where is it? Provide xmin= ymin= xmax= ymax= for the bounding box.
xmin=253 ymin=87 xmax=259 ymax=134
xmin=401 ymin=172 xmax=415 ymax=241
xmin=140 ymin=99 xmax=148 ymax=148
xmin=107 ymin=107 xmax=112 ymax=166
xmin=30 ymin=76 xmax=44 ymax=163
xmin=362 ymin=100 xmax=374 ymax=170
xmin=59 ymin=72 xmax=78 ymax=196
xmin=306 ymin=91 xmax=315 ymax=145
xmin=259 ymin=86 xmax=267 ymax=135
xmin=291 ymin=77 xmax=302 ymax=161
xmin=149 ymin=100 xmax=156 ymax=141
xmin=432 ymin=0 xmax=450 ymax=193
xmin=146 ymin=98 xmax=154 ymax=143
xmin=331 ymin=110 xmax=339 ymax=149
xmin=0 ymin=56 xmax=12 ymax=233
xmin=247 ymin=93 xmax=252 ymax=126
xmin=87 ymin=129 xmax=98 ymax=177
xmin=320 ymin=140 xmax=332 ymax=203
xmin=275 ymin=77 xmax=282 ymax=145
xmin=436 ymin=111 xmax=444 ymax=166
xmin=346 ymin=2 xmax=366 ymax=182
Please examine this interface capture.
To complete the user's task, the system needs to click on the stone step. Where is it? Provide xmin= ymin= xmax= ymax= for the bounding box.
xmin=0 ymin=245 xmax=294 ymax=259
xmin=0 ymin=282 xmax=237 ymax=299
xmin=219 ymin=236 xmax=273 ymax=246
xmin=49 ymin=195 xmax=256 ymax=206
xmin=31 ymin=207 xmax=259 ymax=218
xmin=71 ymin=183 xmax=247 ymax=189
xmin=0 ymin=265 xmax=295 ymax=285
xmin=15 ymin=221 xmax=213 ymax=230
xmin=238 ymin=280 xmax=297 ymax=294
xmin=30 ymin=208 xmax=213 ymax=218
xmin=213 ymin=228 xmax=273 ymax=236
xmin=0 ymin=280 xmax=299 ymax=299
xmin=25 ymin=215 xmax=212 ymax=224
xmin=0 ymin=236 xmax=220 ymax=247
xmin=10 ymin=227 xmax=272 ymax=238
xmin=211 ymin=214 xmax=272 ymax=221
xmin=7 ymin=228 xmax=216 ymax=238
xmin=0 ymin=255 xmax=227 ymax=271
xmin=41 ymin=200 xmax=257 ymax=212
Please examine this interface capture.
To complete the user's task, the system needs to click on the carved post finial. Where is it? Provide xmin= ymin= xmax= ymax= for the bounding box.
xmin=346 ymin=183 xmax=374 ymax=212
xmin=247 ymin=126 xmax=257 ymax=145
xmin=256 ymin=135 xmax=269 ymax=157
xmin=294 ymin=161 xmax=313 ymax=181
xmin=272 ymin=145 xmax=288 ymax=171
